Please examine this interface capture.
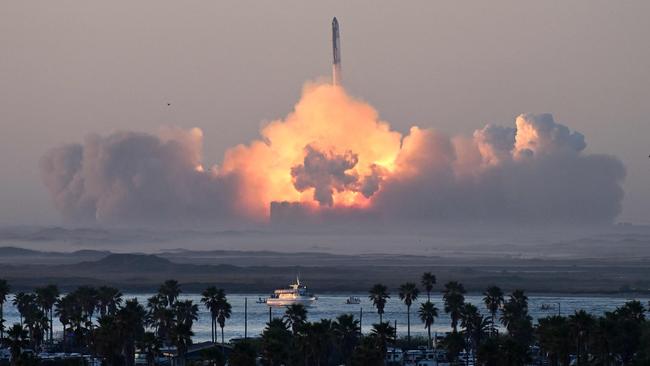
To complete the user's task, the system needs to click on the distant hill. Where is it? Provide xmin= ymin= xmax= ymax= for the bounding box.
xmin=0 ymin=246 xmax=41 ymax=256
xmin=95 ymin=253 xmax=172 ymax=268
xmin=76 ymin=253 xmax=175 ymax=272
xmin=0 ymin=246 xmax=110 ymax=267
xmin=70 ymin=249 xmax=112 ymax=257
xmin=72 ymin=253 xmax=240 ymax=274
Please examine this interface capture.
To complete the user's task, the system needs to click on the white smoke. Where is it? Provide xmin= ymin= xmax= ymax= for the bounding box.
xmin=371 ymin=114 xmax=624 ymax=224
xmin=40 ymin=112 xmax=625 ymax=226
xmin=40 ymin=128 xmax=238 ymax=225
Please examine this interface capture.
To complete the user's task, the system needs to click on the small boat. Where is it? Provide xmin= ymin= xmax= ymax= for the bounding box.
xmin=266 ymin=277 xmax=317 ymax=307
xmin=540 ymin=303 xmax=556 ymax=311
xmin=345 ymin=296 xmax=361 ymax=304
xmin=256 ymin=297 xmax=267 ymax=304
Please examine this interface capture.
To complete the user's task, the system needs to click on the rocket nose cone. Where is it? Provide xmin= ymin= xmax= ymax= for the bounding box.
xmin=332 ymin=17 xmax=338 ymax=25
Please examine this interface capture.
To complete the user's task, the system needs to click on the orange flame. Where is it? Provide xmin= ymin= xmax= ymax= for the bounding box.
xmin=221 ymin=82 xmax=403 ymax=219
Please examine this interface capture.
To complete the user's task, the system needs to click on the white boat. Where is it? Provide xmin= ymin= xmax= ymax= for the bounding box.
xmin=266 ymin=277 xmax=317 ymax=307
xmin=345 ymin=296 xmax=361 ymax=304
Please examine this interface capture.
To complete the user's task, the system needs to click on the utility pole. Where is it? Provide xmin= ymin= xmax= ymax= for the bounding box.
xmin=244 ymin=297 xmax=248 ymax=339
xmin=359 ymin=307 xmax=363 ymax=335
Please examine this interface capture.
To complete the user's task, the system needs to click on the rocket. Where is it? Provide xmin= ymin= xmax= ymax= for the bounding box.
xmin=332 ymin=17 xmax=342 ymax=86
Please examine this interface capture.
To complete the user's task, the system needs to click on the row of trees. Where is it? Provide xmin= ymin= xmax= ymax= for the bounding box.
xmin=365 ymin=273 xmax=650 ymax=365
xmin=536 ymin=302 xmax=650 ymax=366
xmin=0 ymin=279 xmax=232 ymax=366
xmin=366 ymin=273 xmax=535 ymax=363
xmin=261 ymin=303 xmax=394 ymax=366
xmin=2 ymin=276 xmax=650 ymax=365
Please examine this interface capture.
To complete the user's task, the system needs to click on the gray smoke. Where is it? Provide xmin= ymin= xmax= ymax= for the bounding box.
xmin=40 ymin=128 xmax=237 ymax=225
xmin=291 ymin=145 xmax=359 ymax=206
xmin=40 ymin=114 xmax=626 ymax=226
xmin=371 ymin=114 xmax=625 ymax=224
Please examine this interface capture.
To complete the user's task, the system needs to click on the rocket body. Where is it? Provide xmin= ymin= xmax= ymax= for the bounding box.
xmin=332 ymin=17 xmax=342 ymax=86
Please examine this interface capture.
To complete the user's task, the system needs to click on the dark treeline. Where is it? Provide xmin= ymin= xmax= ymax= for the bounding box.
xmin=1 ymin=276 xmax=650 ymax=366
xmin=0 ymin=279 xmax=231 ymax=366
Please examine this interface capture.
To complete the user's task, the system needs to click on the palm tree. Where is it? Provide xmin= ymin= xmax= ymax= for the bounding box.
xmin=442 ymin=281 xmax=466 ymax=332
xmin=368 ymin=283 xmax=390 ymax=323
xmin=171 ymin=300 xmax=198 ymax=366
xmin=398 ymin=282 xmax=419 ymax=345
xmin=483 ymin=285 xmax=504 ymax=336
xmin=500 ymin=289 xmax=534 ymax=362
xmin=536 ymin=315 xmax=571 ymax=366
xmin=283 ymin=303 xmax=308 ymax=335
xmin=0 ymin=279 xmax=9 ymax=340
xmin=228 ymin=340 xmax=257 ymax=366
xmin=35 ymin=284 xmax=59 ymax=343
xmin=500 ymin=289 xmax=531 ymax=336
xmin=137 ymin=331 xmax=162 ymax=366
xmin=147 ymin=295 xmax=174 ymax=344
xmin=568 ymin=310 xmax=595 ymax=366
xmin=93 ymin=314 xmax=124 ymax=366
xmin=261 ymin=318 xmax=292 ymax=366
xmin=351 ymin=336 xmax=383 ymax=365
xmin=302 ymin=319 xmax=334 ymax=366
xmin=333 ymin=314 xmax=360 ymax=365
xmin=215 ymin=291 xmax=232 ymax=350
xmin=443 ymin=331 xmax=466 ymax=364
xmin=73 ymin=286 xmax=98 ymax=330
xmin=618 ymin=300 xmax=646 ymax=321
xmin=418 ymin=301 xmax=439 ymax=349
xmin=421 ymin=272 xmax=436 ymax=301
xmin=56 ymin=293 xmax=83 ymax=349
xmin=174 ymin=300 xmax=199 ymax=328
xmin=159 ymin=280 xmax=181 ymax=308
xmin=97 ymin=286 xmax=123 ymax=317
xmin=201 ymin=286 xmax=219 ymax=343
xmin=370 ymin=322 xmax=396 ymax=359
xmin=12 ymin=292 xmax=47 ymax=349
xmin=117 ymin=299 xmax=147 ymax=366
xmin=461 ymin=304 xmax=491 ymax=365
xmin=21 ymin=295 xmax=48 ymax=350
xmin=12 ymin=292 xmax=30 ymax=325
xmin=6 ymin=323 xmax=29 ymax=366
xmin=145 ymin=295 xmax=164 ymax=333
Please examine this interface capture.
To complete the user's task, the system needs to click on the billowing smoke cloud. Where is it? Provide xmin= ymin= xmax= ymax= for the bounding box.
xmin=40 ymin=83 xmax=625 ymax=226
xmin=371 ymin=114 xmax=625 ymax=224
xmin=40 ymin=128 xmax=238 ymax=225
xmin=291 ymin=146 xmax=359 ymax=207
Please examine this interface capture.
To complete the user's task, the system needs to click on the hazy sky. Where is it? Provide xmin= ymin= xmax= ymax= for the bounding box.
xmin=1 ymin=1 xmax=649 ymax=225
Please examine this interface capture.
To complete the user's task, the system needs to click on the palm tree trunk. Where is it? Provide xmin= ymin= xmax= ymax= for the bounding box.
xmin=465 ymin=335 xmax=469 ymax=366
xmin=221 ymin=326 xmax=224 ymax=355
xmin=407 ymin=305 xmax=411 ymax=347
xmin=62 ymin=325 xmax=67 ymax=352
xmin=427 ymin=326 xmax=431 ymax=350
xmin=50 ymin=308 xmax=53 ymax=343
xmin=491 ymin=312 xmax=496 ymax=336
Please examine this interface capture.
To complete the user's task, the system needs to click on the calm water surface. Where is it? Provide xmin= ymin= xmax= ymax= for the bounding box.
xmin=4 ymin=294 xmax=649 ymax=342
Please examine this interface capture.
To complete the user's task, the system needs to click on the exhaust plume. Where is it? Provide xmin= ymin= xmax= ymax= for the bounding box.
xmin=41 ymin=83 xmax=625 ymax=226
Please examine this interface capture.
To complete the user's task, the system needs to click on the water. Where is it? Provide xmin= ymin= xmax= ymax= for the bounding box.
xmin=3 ymin=293 xmax=648 ymax=342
